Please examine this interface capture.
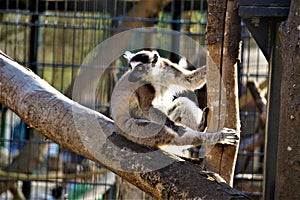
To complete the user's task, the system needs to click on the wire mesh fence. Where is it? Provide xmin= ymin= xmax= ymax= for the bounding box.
xmin=235 ymin=26 xmax=268 ymax=198
xmin=0 ymin=0 xmax=268 ymax=199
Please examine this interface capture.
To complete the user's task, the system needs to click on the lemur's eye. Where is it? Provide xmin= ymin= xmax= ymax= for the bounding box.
xmin=136 ymin=64 xmax=144 ymax=71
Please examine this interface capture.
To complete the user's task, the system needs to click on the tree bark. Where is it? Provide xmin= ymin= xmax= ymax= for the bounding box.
xmin=0 ymin=52 xmax=249 ymax=199
xmin=205 ymin=0 xmax=241 ymax=186
xmin=275 ymin=0 xmax=300 ymax=199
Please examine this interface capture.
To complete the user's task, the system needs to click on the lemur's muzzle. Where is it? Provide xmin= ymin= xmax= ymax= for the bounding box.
xmin=128 ymin=72 xmax=142 ymax=82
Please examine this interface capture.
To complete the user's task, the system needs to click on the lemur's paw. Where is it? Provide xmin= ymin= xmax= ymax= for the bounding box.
xmin=218 ymin=128 xmax=239 ymax=145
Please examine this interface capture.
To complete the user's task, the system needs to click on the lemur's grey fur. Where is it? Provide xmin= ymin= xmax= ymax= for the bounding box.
xmin=111 ymin=50 xmax=238 ymax=148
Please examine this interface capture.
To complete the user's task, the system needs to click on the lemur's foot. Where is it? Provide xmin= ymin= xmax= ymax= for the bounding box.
xmin=217 ymin=128 xmax=239 ymax=145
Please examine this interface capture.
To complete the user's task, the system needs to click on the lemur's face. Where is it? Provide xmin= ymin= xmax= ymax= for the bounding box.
xmin=123 ymin=50 xmax=159 ymax=82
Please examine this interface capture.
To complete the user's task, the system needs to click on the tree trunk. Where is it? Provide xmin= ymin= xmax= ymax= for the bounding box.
xmin=0 ymin=52 xmax=249 ymax=199
xmin=275 ymin=0 xmax=300 ymax=199
xmin=205 ymin=0 xmax=241 ymax=186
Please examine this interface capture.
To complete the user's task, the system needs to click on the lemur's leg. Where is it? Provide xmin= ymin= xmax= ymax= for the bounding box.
xmin=169 ymin=127 xmax=238 ymax=146
xmin=120 ymin=112 xmax=238 ymax=147
xmin=191 ymin=107 xmax=209 ymax=158
xmin=166 ymin=99 xmax=238 ymax=146
xmin=198 ymin=107 xmax=209 ymax=131
xmin=116 ymin=115 xmax=238 ymax=147
xmin=167 ymin=97 xmax=203 ymax=130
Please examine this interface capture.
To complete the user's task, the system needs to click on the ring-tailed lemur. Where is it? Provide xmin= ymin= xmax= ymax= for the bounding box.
xmin=111 ymin=50 xmax=238 ymax=148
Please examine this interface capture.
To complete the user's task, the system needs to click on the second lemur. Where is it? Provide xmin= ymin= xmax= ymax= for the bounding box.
xmin=111 ymin=50 xmax=238 ymax=148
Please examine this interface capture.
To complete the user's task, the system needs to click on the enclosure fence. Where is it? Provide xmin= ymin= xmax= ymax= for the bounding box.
xmin=0 ymin=1 xmax=268 ymax=199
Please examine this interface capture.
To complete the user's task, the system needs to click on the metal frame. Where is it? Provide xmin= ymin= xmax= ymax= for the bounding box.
xmin=239 ymin=1 xmax=290 ymax=199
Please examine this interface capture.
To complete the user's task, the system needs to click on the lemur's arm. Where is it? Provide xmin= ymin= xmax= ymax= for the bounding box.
xmin=184 ymin=65 xmax=207 ymax=89
xmin=160 ymin=58 xmax=207 ymax=90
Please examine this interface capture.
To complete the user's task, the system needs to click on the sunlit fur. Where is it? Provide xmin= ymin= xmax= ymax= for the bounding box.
xmin=110 ymin=50 xmax=238 ymax=148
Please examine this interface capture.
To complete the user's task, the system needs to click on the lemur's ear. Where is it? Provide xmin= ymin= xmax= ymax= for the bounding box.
xmin=178 ymin=57 xmax=188 ymax=69
xmin=123 ymin=51 xmax=133 ymax=62
xmin=150 ymin=50 xmax=159 ymax=64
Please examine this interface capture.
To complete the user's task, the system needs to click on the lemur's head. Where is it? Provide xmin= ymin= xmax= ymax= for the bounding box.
xmin=123 ymin=50 xmax=160 ymax=82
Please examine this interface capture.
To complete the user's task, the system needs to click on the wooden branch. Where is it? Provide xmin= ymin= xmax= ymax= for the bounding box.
xmin=247 ymin=81 xmax=267 ymax=126
xmin=0 ymin=169 xmax=108 ymax=181
xmin=239 ymin=79 xmax=267 ymax=109
xmin=276 ymin=0 xmax=300 ymax=198
xmin=205 ymin=0 xmax=241 ymax=186
xmin=0 ymin=52 xmax=249 ymax=199
xmin=0 ymin=181 xmax=25 ymax=200
xmin=247 ymin=81 xmax=265 ymax=113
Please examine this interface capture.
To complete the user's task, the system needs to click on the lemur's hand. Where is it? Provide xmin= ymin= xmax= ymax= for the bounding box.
xmin=216 ymin=128 xmax=239 ymax=145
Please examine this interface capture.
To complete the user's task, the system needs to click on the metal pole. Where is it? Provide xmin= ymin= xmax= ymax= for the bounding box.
xmin=263 ymin=21 xmax=282 ymax=200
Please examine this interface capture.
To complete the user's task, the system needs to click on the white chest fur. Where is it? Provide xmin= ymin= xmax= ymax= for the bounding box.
xmin=151 ymin=84 xmax=186 ymax=113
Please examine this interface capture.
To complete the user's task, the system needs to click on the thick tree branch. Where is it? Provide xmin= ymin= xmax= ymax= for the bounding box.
xmin=205 ymin=0 xmax=241 ymax=186
xmin=0 ymin=52 xmax=248 ymax=199
xmin=276 ymin=0 xmax=300 ymax=198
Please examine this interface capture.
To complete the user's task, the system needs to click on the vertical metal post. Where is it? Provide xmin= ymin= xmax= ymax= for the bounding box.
xmin=263 ymin=21 xmax=282 ymax=200
xmin=29 ymin=11 xmax=39 ymax=73
xmin=170 ymin=3 xmax=182 ymax=63
xmin=22 ymin=1 xmax=40 ymax=198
